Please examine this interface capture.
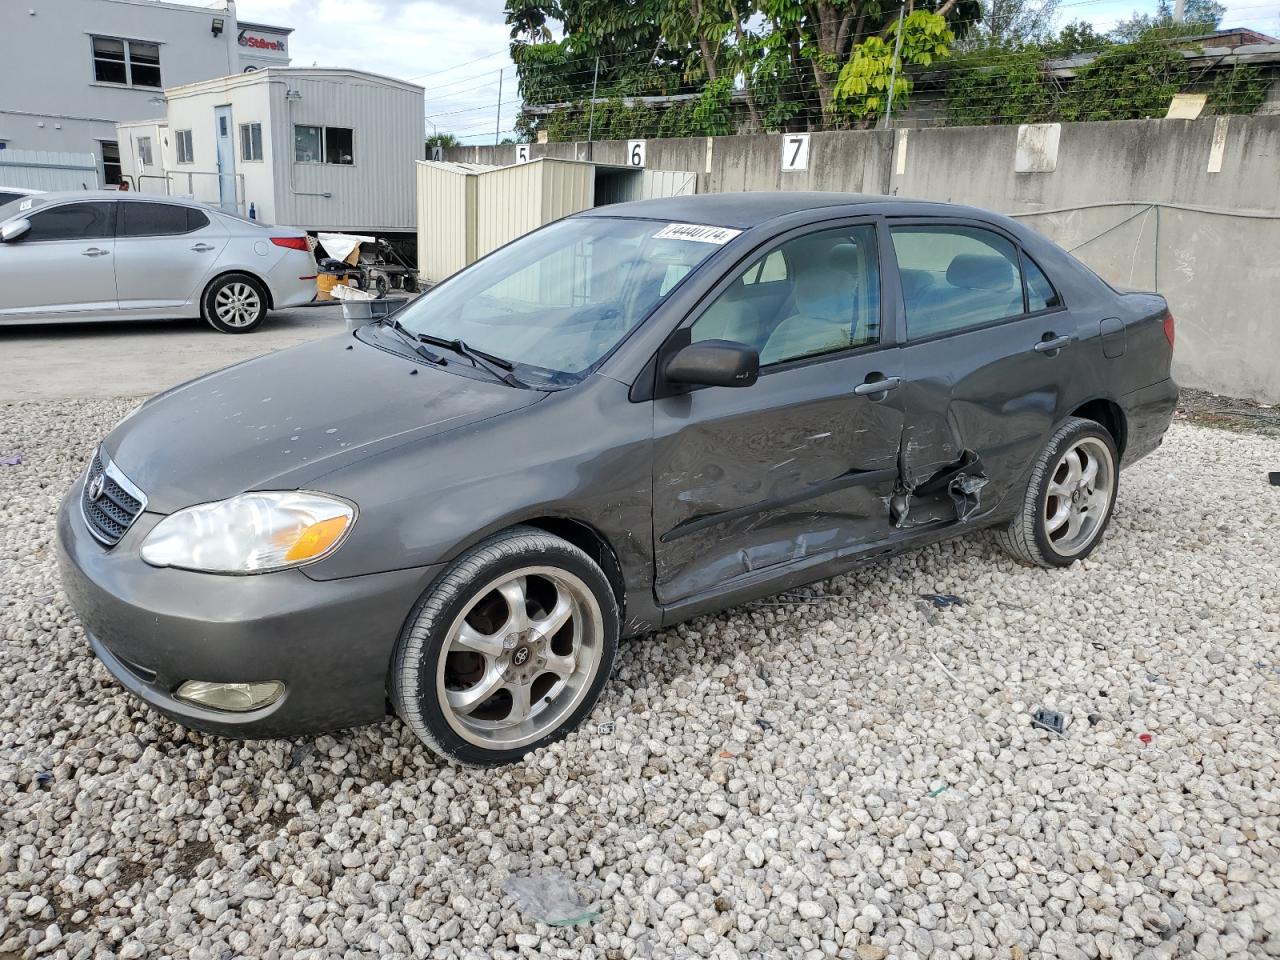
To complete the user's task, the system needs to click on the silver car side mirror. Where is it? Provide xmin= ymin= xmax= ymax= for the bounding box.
xmin=0 ymin=219 xmax=31 ymax=242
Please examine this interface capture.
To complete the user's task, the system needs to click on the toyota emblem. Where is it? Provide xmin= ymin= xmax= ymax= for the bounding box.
xmin=88 ymin=474 xmax=106 ymax=502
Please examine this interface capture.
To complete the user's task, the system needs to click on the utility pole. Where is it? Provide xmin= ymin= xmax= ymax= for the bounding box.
xmin=586 ymin=55 xmax=601 ymax=160
xmin=1173 ymin=0 xmax=1186 ymax=21
xmin=883 ymin=1 xmax=907 ymax=130
xmin=494 ymin=69 xmax=503 ymax=146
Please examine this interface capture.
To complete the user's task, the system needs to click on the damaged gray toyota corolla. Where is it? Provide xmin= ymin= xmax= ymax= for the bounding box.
xmin=57 ymin=193 xmax=1177 ymax=765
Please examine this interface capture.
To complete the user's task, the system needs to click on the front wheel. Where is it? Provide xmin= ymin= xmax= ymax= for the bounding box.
xmin=202 ymin=273 xmax=268 ymax=333
xmin=390 ymin=527 xmax=619 ymax=766
xmin=995 ymin=416 xmax=1119 ymax=568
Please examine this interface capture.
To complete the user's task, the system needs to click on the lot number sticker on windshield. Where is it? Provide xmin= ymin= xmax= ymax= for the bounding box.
xmin=653 ymin=223 xmax=742 ymax=244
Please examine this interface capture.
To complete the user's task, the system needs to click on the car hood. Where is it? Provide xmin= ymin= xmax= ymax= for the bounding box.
xmin=105 ymin=332 xmax=545 ymax=513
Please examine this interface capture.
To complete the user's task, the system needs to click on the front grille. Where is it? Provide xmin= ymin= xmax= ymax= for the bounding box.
xmin=81 ymin=452 xmax=146 ymax=547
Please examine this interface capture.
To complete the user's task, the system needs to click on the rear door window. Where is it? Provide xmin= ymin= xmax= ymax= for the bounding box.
xmin=1023 ymin=254 xmax=1063 ymax=311
xmin=24 ymin=202 xmax=116 ymax=242
xmin=891 ymin=225 xmax=1026 ymax=340
xmin=121 ymin=201 xmax=203 ymax=237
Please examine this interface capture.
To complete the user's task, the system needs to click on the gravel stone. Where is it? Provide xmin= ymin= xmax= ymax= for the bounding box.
xmin=1 ymin=401 xmax=1278 ymax=959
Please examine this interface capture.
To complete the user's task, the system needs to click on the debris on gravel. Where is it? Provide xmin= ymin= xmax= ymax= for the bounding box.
xmin=2 ymin=398 xmax=1278 ymax=959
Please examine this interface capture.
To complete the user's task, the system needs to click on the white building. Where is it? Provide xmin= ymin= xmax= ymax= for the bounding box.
xmin=0 ymin=0 xmax=290 ymax=186
xmin=119 ymin=68 xmax=425 ymax=234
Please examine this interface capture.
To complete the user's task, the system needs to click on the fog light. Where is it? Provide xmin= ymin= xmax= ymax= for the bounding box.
xmin=175 ymin=680 xmax=284 ymax=712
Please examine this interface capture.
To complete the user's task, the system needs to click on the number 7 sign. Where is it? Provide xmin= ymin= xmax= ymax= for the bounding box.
xmin=782 ymin=133 xmax=810 ymax=172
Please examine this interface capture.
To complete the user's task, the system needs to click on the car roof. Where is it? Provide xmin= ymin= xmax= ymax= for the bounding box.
xmin=0 ymin=186 xmax=43 ymax=196
xmin=19 ymin=190 xmax=210 ymax=206
xmin=577 ymin=191 xmax=965 ymax=229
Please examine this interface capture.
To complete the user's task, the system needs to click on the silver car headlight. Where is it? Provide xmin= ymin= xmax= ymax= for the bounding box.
xmin=140 ymin=491 xmax=355 ymax=574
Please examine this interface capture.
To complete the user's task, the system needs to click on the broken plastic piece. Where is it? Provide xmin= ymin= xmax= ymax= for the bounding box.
xmin=1031 ymin=709 xmax=1066 ymax=735
xmin=35 ymin=771 xmax=53 ymax=787
xmin=1270 ymin=472 xmax=1280 ymax=486
xmin=1139 ymin=732 xmax=1154 ymax=745
xmin=1 ymin=453 xmax=22 ymax=466
xmin=921 ymin=593 xmax=964 ymax=609
xmin=927 ymin=785 xmax=947 ymax=797
xmin=504 ymin=871 xmax=601 ymax=927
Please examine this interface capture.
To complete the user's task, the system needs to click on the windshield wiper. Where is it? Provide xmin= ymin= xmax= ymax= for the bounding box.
xmin=379 ymin=317 xmax=446 ymax=365
xmin=416 ymin=333 xmax=530 ymax=389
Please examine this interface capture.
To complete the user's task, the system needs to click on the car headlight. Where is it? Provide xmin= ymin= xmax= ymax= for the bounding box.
xmin=140 ymin=491 xmax=354 ymax=574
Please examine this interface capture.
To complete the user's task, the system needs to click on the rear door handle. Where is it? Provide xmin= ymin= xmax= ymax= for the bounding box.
xmin=81 ymin=247 xmax=110 ymax=258
xmin=853 ymin=376 xmax=902 ymax=397
xmin=1034 ymin=335 xmax=1071 ymax=353
xmin=191 ymin=243 xmax=216 ymax=253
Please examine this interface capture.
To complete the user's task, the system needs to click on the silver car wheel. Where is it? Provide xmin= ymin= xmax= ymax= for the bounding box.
xmin=214 ymin=282 xmax=262 ymax=328
xmin=1043 ymin=435 xmax=1115 ymax=557
xmin=435 ymin=565 xmax=604 ymax=750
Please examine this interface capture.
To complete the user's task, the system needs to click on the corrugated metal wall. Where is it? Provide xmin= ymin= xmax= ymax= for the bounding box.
xmin=474 ymin=159 xmax=593 ymax=259
xmin=271 ymin=73 xmax=422 ymax=231
xmin=415 ymin=161 xmax=488 ymax=281
xmin=0 ymin=150 xmax=100 ymax=191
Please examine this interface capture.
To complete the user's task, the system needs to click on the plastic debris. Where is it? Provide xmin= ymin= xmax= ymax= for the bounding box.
xmin=926 ymin=785 xmax=948 ymax=798
xmin=1031 ymin=709 xmax=1067 ymax=735
xmin=1270 ymin=472 xmax=1280 ymax=486
xmin=35 ymin=771 xmax=53 ymax=787
xmin=921 ymin=593 xmax=965 ymax=609
xmin=504 ymin=871 xmax=600 ymax=927
xmin=287 ymin=744 xmax=313 ymax=770
xmin=1 ymin=453 xmax=22 ymax=466
xmin=1139 ymin=732 xmax=1154 ymax=745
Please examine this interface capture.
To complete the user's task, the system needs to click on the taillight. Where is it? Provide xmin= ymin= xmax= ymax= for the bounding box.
xmin=270 ymin=236 xmax=310 ymax=251
xmin=1162 ymin=312 xmax=1175 ymax=348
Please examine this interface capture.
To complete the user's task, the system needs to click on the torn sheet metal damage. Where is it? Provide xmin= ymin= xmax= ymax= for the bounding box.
xmin=889 ymin=446 xmax=989 ymax=528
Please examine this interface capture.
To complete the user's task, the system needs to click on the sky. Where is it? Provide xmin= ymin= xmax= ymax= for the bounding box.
xmin=232 ymin=0 xmax=1280 ymax=145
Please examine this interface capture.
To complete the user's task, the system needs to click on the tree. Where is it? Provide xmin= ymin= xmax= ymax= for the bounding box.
xmin=1109 ymin=0 xmax=1224 ymax=42
xmin=426 ymin=132 xmax=461 ymax=149
xmin=833 ymin=11 xmax=954 ymax=123
xmin=956 ymin=0 xmax=1060 ymax=50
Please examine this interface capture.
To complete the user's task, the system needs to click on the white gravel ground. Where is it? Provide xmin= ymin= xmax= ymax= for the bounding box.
xmin=1 ymin=400 xmax=1277 ymax=960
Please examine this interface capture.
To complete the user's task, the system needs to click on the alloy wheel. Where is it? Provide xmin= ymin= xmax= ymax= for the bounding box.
xmin=435 ymin=566 xmax=603 ymax=750
xmin=1043 ymin=435 xmax=1115 ymax=557
xmin=214 ymin=282 xmax=262 ymax=328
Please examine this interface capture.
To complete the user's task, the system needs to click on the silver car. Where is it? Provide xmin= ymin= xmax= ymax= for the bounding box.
xmin=0 ymin=191 xmax=317 ymax=333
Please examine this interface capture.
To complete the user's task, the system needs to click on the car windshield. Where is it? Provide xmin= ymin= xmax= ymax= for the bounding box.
xmin=0 ymin=194 xmax=47 ymax=222
xmin=392 ymin=217 xmax=725 ymax=385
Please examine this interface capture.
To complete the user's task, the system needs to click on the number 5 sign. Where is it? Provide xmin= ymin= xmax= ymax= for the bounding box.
xmin=782 ymin=133 xmax=809 ymax=172
xmin=627 ymin=139 xmax=646 ymax=167
xmin=515 ymin=144 xmax=530 ymax=164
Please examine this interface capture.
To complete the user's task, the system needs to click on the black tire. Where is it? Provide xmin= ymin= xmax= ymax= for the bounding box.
xmin=202 ymin=273 xmax=269 ymax=334
xmin=370 ymin=272 xmax=390 ymax=299
xmin=995 ymin=416 xmax=1120 ymax=568
xmin=402 ymin=274 xmax=418 ymax=293
xmin=390 ymin=526 xmax=619 ymax=766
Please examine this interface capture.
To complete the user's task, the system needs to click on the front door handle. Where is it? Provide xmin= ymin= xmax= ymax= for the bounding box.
xmin=191 ymin=243 xmax=216 ymax=252
xmin=1034 ymin=334 xmax=1072 ymax=353
xmin=81 ymin=247 xmax=110 ymax=258
xmin=853 ymin=376 xmax=902 ymax=398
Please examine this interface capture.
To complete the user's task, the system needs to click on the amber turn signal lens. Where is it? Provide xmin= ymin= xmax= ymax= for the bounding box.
xmin=284 ymin=516 xmax=351 ymax=562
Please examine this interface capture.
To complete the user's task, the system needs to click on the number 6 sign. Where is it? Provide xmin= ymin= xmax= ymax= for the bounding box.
xmin=627 ymin=140 xmax=646 ymax=167
xmin=782 ymin=133 xmax=810 ymax=172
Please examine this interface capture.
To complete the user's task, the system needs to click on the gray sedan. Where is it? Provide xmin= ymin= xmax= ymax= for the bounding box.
xmin=0 ymin=191 xmax=316 ymax=332
xmin=57 ymin=193 xmax=1177 ymax=765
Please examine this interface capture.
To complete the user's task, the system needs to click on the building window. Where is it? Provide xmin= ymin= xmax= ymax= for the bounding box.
xmin=294 ymin=125 xmax=354 ymax=164
xmin=240 ymin=123 xmax=263 ymax=162
xmin=92 ymin=37 xmax=162 ymax=88
xmin=136 ymin=136 xmax=153 ymax=167
xmin=100 ymin=141 xmax=122 ymax=186
xmin=175 ymin=130 xmax=193 ymax=164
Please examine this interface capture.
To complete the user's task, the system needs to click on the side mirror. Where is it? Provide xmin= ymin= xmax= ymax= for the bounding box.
xmin=0 ymin=219 xmax=31 ymax=243
xmin=665 ymin=339 xmax=759 ymax=389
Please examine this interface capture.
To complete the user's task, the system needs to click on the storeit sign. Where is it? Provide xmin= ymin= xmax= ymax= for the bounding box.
xmin=237 ymin=29 xmax=288 ymax=55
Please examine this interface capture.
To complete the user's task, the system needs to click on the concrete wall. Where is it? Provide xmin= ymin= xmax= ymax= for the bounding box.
xmin=447 ymin=116 xmax=1280 ymax=402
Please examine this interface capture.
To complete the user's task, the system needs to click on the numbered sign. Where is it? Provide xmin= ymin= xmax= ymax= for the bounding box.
xmin=627 ymin=139 xmax=646 ymax=168
xmin=782 ymin=133 xmax=810 ymax=172
xmin=516 ymin=144 xmax=530 ymax=164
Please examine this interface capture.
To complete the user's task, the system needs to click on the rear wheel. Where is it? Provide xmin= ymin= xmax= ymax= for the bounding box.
xmin=390 ymin=526 xmax=619 ymax=766
xmin=203 ymin=273 xmax=268 ymax=334
xmin=995 ymin=417 xmax=1119 ymax=568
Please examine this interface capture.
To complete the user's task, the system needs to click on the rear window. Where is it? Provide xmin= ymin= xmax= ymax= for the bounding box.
xmin=121 ymin=201 xmax=207 ymax=236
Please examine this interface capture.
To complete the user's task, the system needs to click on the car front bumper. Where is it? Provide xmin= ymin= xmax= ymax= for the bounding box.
xmin=56 ymin=479 xmax=441 ymax=738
